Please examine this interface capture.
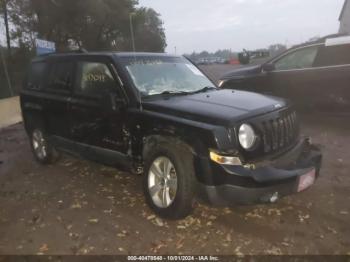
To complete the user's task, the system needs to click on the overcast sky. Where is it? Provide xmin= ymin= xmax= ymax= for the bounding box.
xmin=138 ymin=0 xmax=345 ymax=54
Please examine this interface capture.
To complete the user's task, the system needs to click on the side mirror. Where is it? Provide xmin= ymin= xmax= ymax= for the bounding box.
xmin=262 ymin=63 xmax=275 ymax=72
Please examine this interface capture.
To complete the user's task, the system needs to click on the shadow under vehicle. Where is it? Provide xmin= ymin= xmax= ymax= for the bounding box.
xmin=20 ymin=52 xmax=322 ymax=219
xmin=219 ymin=34 xmax=350 ymax=111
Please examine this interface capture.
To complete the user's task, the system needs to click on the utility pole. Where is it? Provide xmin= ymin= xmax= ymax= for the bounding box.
xmin=129 ymin=13 xmax=136 ymax=53
xmin=174 ymin=46 xmax=177 ymax=55
xmin=2 ymin=0 xmax=11 ymax=54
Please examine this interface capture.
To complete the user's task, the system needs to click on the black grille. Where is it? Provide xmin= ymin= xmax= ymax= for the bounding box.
xmin=259 ymin=111 xmax=299 ymax=154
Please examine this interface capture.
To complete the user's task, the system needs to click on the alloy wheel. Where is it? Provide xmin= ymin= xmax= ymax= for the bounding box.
xmin=148 ymin=156 xmax=178 ymax=208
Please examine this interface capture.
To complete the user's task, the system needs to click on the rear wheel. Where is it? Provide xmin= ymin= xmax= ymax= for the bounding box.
xmin=143 ymin=142 xmax=196 ymax=219
xmin=30 ymin=128 xmax=58 ymax=164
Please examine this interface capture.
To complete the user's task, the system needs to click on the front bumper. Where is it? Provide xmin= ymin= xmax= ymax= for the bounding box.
xmin=198 ymin=139 xmax=322 ymax=206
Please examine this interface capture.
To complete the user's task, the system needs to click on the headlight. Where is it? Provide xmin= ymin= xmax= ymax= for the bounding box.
xmin=238 ymin=124 xmax=257 ymax=150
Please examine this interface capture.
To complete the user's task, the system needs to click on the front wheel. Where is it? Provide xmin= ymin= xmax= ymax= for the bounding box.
xmin=143 ymin=143 xmax=196 ymax=219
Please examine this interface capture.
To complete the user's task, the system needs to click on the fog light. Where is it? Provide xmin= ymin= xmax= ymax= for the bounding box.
xmin=210 ymin=151 xmax=242 ymax=166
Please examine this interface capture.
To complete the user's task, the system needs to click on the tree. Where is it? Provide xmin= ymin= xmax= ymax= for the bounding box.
xmin=268 ymin=44 xmax=287 ymax=56
xmin=7 ymin=0 xmax=166 ymax=52
xmin=132 ymin=8 xmax=166 ymax=52
xmin=0 ymin=0 xmax=11 ymax=53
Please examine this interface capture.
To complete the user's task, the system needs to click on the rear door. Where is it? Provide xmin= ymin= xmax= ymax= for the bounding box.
xmin=43 ymin=60 xmax=74 ymax=138
xmin=69 ymin=57 xmax=128 ymax=153
xmin=312 ymin=43 xmax=350 ymax=109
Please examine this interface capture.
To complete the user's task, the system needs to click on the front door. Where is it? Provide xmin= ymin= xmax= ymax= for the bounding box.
xmin=69 ymin=58 xmax=128 ymax=155
xmin=265 ymin=45 xmax=321 ymax=109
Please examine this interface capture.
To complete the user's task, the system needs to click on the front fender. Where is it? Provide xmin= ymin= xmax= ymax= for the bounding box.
xmin=128 ymin=109 xmax=237 ymax=159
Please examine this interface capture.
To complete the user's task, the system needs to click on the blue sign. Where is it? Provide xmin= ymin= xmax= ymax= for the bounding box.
xmin=35 ymin=39 xmax=56 ymax=55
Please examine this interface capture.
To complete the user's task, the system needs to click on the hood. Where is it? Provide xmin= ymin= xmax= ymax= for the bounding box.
xmin=142 ymin=89 xmax=287 ymax=126
xmin=221 ymin=65 xmax=262 ymax=80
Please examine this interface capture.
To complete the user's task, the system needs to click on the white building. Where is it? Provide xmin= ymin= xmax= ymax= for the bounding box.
xmin=339 ymin=0 xmax=350 ymax=34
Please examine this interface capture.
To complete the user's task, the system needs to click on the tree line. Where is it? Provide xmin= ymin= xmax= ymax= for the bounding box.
xmin=1 ymin=0 xmax=166 ymax=52
xmin=0 ymin=0 xmax=167 ymax=98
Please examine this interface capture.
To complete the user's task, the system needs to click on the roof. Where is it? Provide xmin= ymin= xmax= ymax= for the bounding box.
xmin=290 ymin=33 xmax=347 ymax=49
xmin=114 ymin=52 xmax=178 ymax=58
xmin=32 ymin=51 xmax=179 ymax=62
xmin=339 ymin=0 xmax=348 ymax=21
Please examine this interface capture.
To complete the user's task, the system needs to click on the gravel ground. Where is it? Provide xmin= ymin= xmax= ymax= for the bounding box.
xmin=0 ymin=65 xmax=349 ymax=255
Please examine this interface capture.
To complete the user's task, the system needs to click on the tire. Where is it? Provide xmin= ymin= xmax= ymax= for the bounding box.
xmin=30 ymin=128 xmax=58 ymax=165
xmin=143 ymin=141 xmax=196 ymax=219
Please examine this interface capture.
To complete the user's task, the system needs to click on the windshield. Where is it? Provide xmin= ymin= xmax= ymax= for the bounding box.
xmin=120 ymin=56 xmax=215 ymax=96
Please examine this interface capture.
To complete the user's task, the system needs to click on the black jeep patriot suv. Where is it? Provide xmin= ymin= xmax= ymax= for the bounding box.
xmin=21 ymin=52 xmax=322 ymax=219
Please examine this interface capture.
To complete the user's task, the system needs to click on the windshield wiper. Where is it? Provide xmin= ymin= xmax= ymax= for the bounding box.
xmin=191 ymin=86 xmax=217 ymax=94
xmin=159 ymin=91 xmax=190 ymax=96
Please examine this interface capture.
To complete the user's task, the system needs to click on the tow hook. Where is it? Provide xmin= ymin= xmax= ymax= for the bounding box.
xmin=261 ymin=192 xmax=279 ymax=203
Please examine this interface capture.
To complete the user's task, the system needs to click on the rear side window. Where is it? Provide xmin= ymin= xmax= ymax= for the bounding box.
xmin=27 ymin=62 xmax=47 ymax=90
xmin=47 ymin=62 xmax=74 ymax=92
xmin=75 ymin=62 xmax=117 ymax=96
xmin=314 ymin=44 xmax=350 ymax=67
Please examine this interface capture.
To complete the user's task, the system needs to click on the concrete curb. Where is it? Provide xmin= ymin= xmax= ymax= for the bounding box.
xmin=0 ymin=96 xmax=22 ymax=130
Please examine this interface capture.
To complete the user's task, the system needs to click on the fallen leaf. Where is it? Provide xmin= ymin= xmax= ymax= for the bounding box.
xmin=176 ymin=237 xmax=185 ymax=249
xmin=154 ymin=218 xmax=164 ymax=227
xmin=39 ymin=244 xmax=49 ymax=253
xmin=223 ymin=208 xmax=232 ymax=214
xmin=88 ymin=218 xmax=99 ymax=224
xmin=234 ymin=246 xmax=243 ymax=256
xmin=147 ymin=215 xmax=156 ymax=220
xmin=265 ymin=246 xmax=282 ymax=255
xmin=70 ymin=203 xmax=82 ymax=209
xmin=327 ymin=226 xmax=337 ymax=234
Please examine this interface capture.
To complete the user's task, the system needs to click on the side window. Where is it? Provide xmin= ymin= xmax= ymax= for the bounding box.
xmin=27 ymin=62 xmax=47 ymax=90
xmin=274 ymin=46 xmax=319 ymax=71
xmin=47 ymin=62 xmax=74 ymax=92
xmin=314 ymin=44 xmax=350 ymax=67
xmin=76 ymin=62 xmax=117 ymax=96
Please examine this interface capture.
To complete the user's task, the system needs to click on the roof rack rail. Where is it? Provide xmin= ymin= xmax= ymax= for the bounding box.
xmin=291 ymin=33 xmax=349 ymax=49
xmin=38 ymin=48 xmax=88 ymax=57
xmin=55 ymin=48 xmax=89 ymax=54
